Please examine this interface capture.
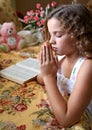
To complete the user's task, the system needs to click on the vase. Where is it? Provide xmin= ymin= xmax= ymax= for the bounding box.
xmin=18 ymin=28 xmax=43 ymax=46
xmin=30 ymin=28 xmax=43 ymax=45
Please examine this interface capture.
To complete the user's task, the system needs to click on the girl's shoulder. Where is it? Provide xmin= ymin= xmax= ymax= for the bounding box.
xmin=77 ymin=58 xmax=92 ymax=79
xmin=82 ymin=58 xmax=92 ymax=69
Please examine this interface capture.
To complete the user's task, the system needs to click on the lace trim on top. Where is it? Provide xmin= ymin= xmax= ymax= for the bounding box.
xmin=57 ymin=71 xmax=71 ymax=95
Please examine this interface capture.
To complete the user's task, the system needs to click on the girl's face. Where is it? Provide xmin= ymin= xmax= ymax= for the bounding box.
xmin=47 ymin=18 xmax=77 ymax=56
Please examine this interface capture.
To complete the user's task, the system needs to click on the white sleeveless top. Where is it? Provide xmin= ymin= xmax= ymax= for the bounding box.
xmin=57 ymin=57 xmax=92 ymax=119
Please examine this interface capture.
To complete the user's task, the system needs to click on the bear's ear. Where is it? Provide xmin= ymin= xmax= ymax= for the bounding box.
xmin=10 ymin=22 xmax=15 ymax=27
xmin=1 ymin=22 xmax=9 ymax=28
xmin=2 ymin=22 xmax=14 ymax=27
xmin=10 ymin=22 xmax=14 ymax=25
xmin=0 ymin=22 xmax=8 ymax=35
xmin=9 ymin=22 xmax=15 ymax=26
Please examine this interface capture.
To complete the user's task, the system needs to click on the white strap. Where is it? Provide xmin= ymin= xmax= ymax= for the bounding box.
xmin=70 ymin=57 xmax=85 ymax=81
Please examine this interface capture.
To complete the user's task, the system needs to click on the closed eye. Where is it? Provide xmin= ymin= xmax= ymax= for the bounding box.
xmin=55 ymin=32 xmax=63 ymax=38
xmin=49 ymin=31 xmax=64 ymax=38
xmin=56 ymin=34 xmax=62 ymax=37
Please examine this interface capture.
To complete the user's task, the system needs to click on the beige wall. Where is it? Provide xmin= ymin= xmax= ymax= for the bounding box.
xmin=16 ymin=0 xmax=91 ymax=16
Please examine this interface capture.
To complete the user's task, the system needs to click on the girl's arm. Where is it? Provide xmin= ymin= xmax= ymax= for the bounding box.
xmin=39 ymin=44 xmax=92 ymax=128
xmin=36 ymin=73 xmax=44 ymax=85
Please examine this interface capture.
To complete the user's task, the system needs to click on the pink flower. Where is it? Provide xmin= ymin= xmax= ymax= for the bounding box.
xmin=24 ymin=16 xmax=29 ymax=24
xmin=35 ymin=9 xmax=40 ymax=14
xmin=23 ymin=1 xmax=57 ymax=29
xmin=30 ymin=10 xmax=34 ymax=15
xmin=36 ymin=103 xmax=42 ymax=108
xmin=40 ymin=11 xmax=45 ymax=17
xmin=14 ymin=103 xmax=27 ymax=112
xmin=36 ymin=99 xmax=50 ymax=108
xmin=36 ymin=21 xmax=41 ymax=27
xmin=36 ymin=3 xmax=41 ymax=9
xmin=33 ymin=16 xmax=39 ymax=21
xmin=51 ymin=1 xmax=57 ymax=7
xmin=46 ymin=4 xmax=50 ymax=9
xmin=29 ymin=15 xmax=34 ymax=20
xmin=26 ymin=11 xmax=31 ymax=16
xmin=40 ymin=19 xmax=45 ymax=25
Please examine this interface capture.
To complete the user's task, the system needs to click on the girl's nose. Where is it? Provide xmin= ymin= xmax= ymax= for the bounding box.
xmin=49 ymin=36 xmax=55 ymax=44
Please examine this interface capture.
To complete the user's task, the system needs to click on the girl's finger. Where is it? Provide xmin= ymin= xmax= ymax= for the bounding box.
xmin=42 ymin=45 xmax=46 ymax=63
xmin=39 ymin=48 xmax=43 ymax=65
xmin=49 ymin=45 xmax=54 ymax=61
xmin=46 ymin=45 xmax=51 ymax=62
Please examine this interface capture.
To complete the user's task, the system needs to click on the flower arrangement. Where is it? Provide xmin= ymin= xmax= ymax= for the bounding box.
xmin=23 ymin=1 xmax=57 ymax=30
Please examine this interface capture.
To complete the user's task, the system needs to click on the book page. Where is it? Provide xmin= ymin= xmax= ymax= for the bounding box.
xmin=16 ymin=58 xmax=40 ymax=73
xmin=0 ymin=58 xmax=40 ymax=84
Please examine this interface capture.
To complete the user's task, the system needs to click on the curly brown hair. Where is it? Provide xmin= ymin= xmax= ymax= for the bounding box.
xmin=43 ymin=3 xmax=92 ymax=58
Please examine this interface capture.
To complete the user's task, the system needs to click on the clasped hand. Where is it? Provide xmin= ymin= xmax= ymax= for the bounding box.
xmin=39 ymin=42 xmax=58 ymax=79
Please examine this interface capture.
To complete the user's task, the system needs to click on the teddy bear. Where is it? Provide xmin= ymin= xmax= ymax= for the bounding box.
xmin=0 ymin=22 xmax=26 ymax=52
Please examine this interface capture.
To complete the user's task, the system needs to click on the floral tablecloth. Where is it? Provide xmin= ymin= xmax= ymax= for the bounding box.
xmin=0 ymin=45 xmax=61 ymax=130
xmin=0 ymin=45 xmax=91 ymax=130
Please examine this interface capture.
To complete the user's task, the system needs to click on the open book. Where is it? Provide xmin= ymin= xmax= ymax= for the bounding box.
xmin=0 ymin=58 xmax=40 ymax=85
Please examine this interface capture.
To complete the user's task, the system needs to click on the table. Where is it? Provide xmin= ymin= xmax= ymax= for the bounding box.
xmin=0 ymin=45 xmax=60 ymax=130
xmin=0 ymin=45 xmax=91 ymax=130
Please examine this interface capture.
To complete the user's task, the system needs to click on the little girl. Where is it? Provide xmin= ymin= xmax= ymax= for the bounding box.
xmin=37 ymin=3 xmax=92 ymax=129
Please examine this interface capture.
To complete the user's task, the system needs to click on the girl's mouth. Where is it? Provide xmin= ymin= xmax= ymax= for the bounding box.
xmin=52 ymin=47 xmax=57 ymax=51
